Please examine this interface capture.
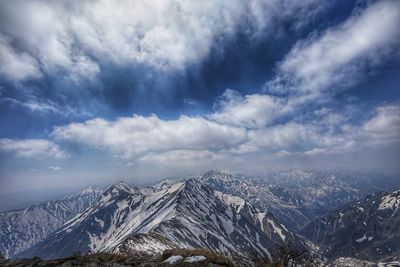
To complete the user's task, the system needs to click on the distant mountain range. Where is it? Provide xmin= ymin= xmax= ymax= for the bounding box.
xmin=199 ymin=170 xmax=399 ymax=231
xmin=0 ymin=169 xmax=399 ymax=266
xmin=0 ymin=186 xmax=103 ymax=258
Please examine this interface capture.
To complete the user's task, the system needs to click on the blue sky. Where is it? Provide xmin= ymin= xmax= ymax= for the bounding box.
xmin=0 ymin=0 xmax=399 ymax=193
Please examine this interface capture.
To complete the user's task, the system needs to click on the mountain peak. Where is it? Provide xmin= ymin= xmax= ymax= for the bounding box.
xmin=200 ymin=170 xmax=236 ymax=181
xmin=62 ymin=185 xmax=104 ymax=200
xmin=110 ymin=181 xmax=135 ymax=192
xmin=79 ymin=186 xmax=103 ymax=195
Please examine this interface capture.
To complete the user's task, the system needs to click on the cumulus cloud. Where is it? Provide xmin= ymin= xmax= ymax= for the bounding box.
xmin=0 ymin=139 xmax=68 ymax=159
xmin=267 ymin=0 xmax=400 ymax=97
xmin=52 ymin=115 xmax=247 ymax=158
xmin=210 ymin=89 xmax=284 ymax=128
xmin=48 ymin=100 xmax=400 ymax=168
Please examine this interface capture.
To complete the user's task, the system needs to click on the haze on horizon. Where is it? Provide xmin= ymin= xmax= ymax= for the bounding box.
xmin=0 ymin=0 xmax=400 ymax=194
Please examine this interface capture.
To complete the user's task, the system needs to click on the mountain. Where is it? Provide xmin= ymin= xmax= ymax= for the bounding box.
xmin=302 ymin=189 xmax=400 ymax=261
xmin=0 ymin=186 xmax=104 ymax=258
xmin=199 ymin=170 xmax=400 ymax=231
xmin=18 ymin=180 xmax=305 ymax=265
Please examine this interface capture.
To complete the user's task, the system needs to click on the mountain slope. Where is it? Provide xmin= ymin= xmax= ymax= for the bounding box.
xmin=302 ymin=189 xmax=400 ymax=261
xmin=18 ymin=180 xmax=304 ymax=265
xmin=0 ymin=186 xmax=104 ymax=258
xmin=199 ymin=170 xmax=399 ymax=231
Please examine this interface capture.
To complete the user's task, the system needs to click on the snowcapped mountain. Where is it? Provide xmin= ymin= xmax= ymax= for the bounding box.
xmin=0 ymin=186 xmax=103 ymax=258
xmin=18 ymin=180 xmax=304 ymax=265
xmin=199 ymin=170 xmax=400 ymax=231
xmin=302 ymin=189 xmax=400 ymax=261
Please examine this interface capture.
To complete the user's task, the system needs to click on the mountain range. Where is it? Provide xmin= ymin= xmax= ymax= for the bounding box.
xmin=0 ymin=169 xmax=399 ymax=266
xmin=199 ymin=170 xmax=399 ymax=231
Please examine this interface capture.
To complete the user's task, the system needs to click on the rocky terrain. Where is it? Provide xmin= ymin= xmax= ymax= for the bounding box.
xmin=1 ymin=249 xmax=235 ymax=267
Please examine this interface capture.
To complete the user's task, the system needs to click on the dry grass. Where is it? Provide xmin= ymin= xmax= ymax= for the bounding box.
xmin=79 ymin=252 xmax=129 ymax=263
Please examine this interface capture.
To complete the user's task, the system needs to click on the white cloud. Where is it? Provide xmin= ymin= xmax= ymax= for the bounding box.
xmin=48 ymin=166 xmax=61 ymax=171
xmin=0 ymin=36 xmax=42 ymax=81
xmin=248 ymin=122 xmax=321 ymax=151
xmin=0 ymin=0 xmax=321 ymax=82
xmin=210 ymin=89 xmax=284 ymax=128
xmin=0 ymin=97 xmax=92 ymax=117
xmin=362 ymin=104 xmax=400 ymax=146
xmin=0 ymin=139 xmax=68 ymax=159
xmin=267 ymin=0 xmax=400 ymax=96
xmin=50 ymin=100 xmax=400 ymax=169
xmin=52 ymin=114 xmax=247 ymax=158
xmin=138 ymin=149 xmax=225 ymax=164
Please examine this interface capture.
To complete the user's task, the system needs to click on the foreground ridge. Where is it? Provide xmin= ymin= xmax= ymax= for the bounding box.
xmin=15 ymin=179 xmax=307 ymax=266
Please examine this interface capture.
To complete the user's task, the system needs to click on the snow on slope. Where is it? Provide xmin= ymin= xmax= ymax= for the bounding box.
xmin=18 ymin=179 xmax=304 ymax=265
xmin=0 ymin=186 xmax=103 ymax=258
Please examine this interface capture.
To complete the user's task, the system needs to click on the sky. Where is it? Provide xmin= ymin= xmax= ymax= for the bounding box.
xmin=0 ymin=0 xmax=399 ymax=194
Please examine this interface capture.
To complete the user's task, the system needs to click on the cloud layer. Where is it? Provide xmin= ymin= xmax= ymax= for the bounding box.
xmin=0 ymin=0 xmax=321 ymax=82
xmin=0 ymin=139 xmax=67 ymax=159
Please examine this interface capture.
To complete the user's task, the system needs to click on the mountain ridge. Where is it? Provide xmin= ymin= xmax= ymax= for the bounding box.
xmin=16 ymin=179 xmax=306 ymax=266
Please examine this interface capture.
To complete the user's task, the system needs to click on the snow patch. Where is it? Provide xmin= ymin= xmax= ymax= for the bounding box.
xmin=378 ymin=191 xmax=400 ymax=210
xmin=214 ymin=191 xmax=245 ymax=212
xmin=164 ymin=255 xmax=183 ymax=264
xmin=185 ymin=255 xmax=206 ymax=262
xmin=267 ymin=218 xmax=285 ymax=241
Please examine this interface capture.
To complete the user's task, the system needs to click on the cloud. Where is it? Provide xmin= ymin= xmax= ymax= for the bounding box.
xmin=248 ymin=122 xmax=321 ymax=151
xmin=52 ymin=114 xmax=247 ymax=158
xmin=267 ymin=0 xmax=400 ymax=97
xmin=0 ymin=139 xmax=68 ymax=159
xmin=138 ymin=149 xmax=225 ymax=164
xmin=0 ymin=35 xmax=42 ymax=81
xmin=0 ymin=0 xmax=333 ymax=120
xmin=0 ymin=0 xmax=322 ymax=83
xmin=48 ymin=166 xmax=61 ymax=171
xmin=362 ymin=104 xmax=400 ymax=146
xmin=1 ymin=97 xmax=60 ymax=113
xmin=210 ymin=89 xmax=284 ymax=128
xmin=50 ymin=98 xmax=400 ymax=168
